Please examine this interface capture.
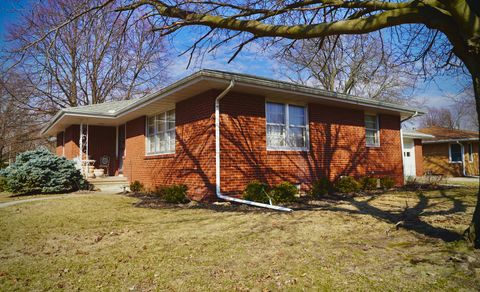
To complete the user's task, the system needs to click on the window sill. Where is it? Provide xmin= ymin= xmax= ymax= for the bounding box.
xmin=366 ymin=144 xmax=381 ymax=148
xmin=144 ymin=152 xmax=175 ymax=159
xmin=449 ymin=161 xmax=463 ymax=164
xmin=267 ymin=148 xmax=309 ymax=152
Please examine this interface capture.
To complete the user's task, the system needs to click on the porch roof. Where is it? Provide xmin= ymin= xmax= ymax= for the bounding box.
xmin=402 ymin=129 xmax=435 ymax=140
xmin=42 ymin=69 xmax=425 ymax=136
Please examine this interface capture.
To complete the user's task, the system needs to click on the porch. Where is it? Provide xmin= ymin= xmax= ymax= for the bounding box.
xmin=56 ymin=123 xmax=126 ymax=179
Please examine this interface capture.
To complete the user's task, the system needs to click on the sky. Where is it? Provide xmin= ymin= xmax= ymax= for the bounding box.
xmin=0 ymin=0 xmax=468 ymax=124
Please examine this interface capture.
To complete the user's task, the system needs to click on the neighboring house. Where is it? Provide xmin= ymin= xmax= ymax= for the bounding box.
xmin=42 ymin=70 xmax=423 ymax=200
xmin=401 ymin=129 xmax=434 ymax=178
xmin=417 ymin=126 xmax=479 ymax=177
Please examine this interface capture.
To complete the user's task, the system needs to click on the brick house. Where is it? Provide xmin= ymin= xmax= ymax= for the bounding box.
xmin=42 ymin=70 xmax=423 ymax=201
xmin=417 ymin=127 xmax=479 ymax=177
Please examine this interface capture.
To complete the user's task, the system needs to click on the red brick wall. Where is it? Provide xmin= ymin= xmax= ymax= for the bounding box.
xmin=63 ymin=125 xmax=80 ymax=159
xmin=58 ymin=90 xmax=404 ymax=200
xmin=414 ymin=139 xmax=424 ymax=176
xmin=219 ymin=91 xmax=403 ymax=196
xmin=87 ymin=126 xmax=117 ymax=175
xmin=123 ymin=90 xmax=216 ymax=200
xmin=56 ymin=131 xmax=64 ymax=156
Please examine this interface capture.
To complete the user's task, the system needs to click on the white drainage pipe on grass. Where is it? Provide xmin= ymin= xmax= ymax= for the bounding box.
xmin=214 ymin=80 xmax=293 ymax=212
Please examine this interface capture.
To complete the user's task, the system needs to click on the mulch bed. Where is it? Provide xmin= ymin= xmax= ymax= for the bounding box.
xmin=125 ymin=183 xmax=462 ymax=212
xmin=126 ymin=192 xmax=358 ymax=212
xmin=127 ymin=192 xmax=270 ymax=212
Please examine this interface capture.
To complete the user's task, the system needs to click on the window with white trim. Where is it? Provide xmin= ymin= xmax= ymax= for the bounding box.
xmin=266 ymin=102 xmax=308 ymax=150
xmin=449 ymin=143 xmax=462 ymax=163
xmin=468 ymin=143 xmax=474 ymax=162
xmin=365 ymin=114 xmax=380 ymax=147
xmin=146 ymin=109 xmax=175 ymax=155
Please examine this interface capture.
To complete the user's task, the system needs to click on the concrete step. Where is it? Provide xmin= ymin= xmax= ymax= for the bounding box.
xmin=88 ymin=176 xmax=129 ymax=193
xmin=88 ymin=176 xmax=128 ymax=184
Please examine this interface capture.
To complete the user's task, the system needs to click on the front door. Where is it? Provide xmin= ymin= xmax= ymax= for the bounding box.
xmin=117 ymin=124 xmax=125 ymax=174
xmin=403 ymin=138 xmax=416 ymax=177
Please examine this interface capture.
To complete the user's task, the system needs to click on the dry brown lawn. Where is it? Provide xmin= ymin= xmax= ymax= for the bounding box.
xmin=0 ymin=186 xmax=479 ymax=291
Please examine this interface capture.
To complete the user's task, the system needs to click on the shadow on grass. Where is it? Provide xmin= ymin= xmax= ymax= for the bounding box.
xmin=129 ymin=187 xmax=469 ymax=242
xmin=293 ymin=189 xmax=466 ymax=242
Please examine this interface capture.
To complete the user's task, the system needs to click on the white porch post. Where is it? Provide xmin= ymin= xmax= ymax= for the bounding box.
xmin=79 ymin=123 xmax=83 ymax=160
xmin=79 ymin=122 xmax=89 ymax=177
xmin=62 ymin=130 xmax=65 ymax=157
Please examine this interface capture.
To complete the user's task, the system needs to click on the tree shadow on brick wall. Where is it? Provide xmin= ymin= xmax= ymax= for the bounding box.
xmin=221 ymin=115 xmax=400 ymax=195
xmin=146 ymin=119 xmax=216 ymax=200
xmin=304 ymin=123 xmax=369 ymax=182
xmin=424 ymin=156 xmax=463 ymax=176
xmin=296 ymin=189 xmax=465 ymax=242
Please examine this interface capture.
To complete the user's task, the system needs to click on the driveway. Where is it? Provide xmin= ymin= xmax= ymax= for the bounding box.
xmin=445 ymin=177 xmax=479 ymax=183
xmin=0 ymin=192 xmax=114 ymax=209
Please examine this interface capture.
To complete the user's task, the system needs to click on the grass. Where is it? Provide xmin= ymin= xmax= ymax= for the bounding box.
xmin=0 ymin=188 xmax=480 ymax=291
xmin=0 ymin=191 xmax=88 ymax=203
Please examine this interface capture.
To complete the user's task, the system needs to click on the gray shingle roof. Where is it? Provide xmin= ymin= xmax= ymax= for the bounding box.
xmin=43 ymin=69 xmax=425 ymax=135
xmin=63 ymin=98 xmax=140 ymax=116
xmin=402 ymin=129 xmax=435 ymax=139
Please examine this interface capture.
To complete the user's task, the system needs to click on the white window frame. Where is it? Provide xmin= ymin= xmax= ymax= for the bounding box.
xmin=145 ymin=109 xmax=176 ymax=156
xmin=468 ymin=143 xmax=474 ymax=162
xmin=265 ymin=101 xmax=309 ymax=151
xmin=449 ymin=143 xmax=463 ymax=163
xmin=365 ymin=114 xmax=380 ymax=147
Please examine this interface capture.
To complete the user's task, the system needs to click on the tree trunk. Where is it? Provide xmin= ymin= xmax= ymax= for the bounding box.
xmin=464 ymin=71 xmax=480 ymax=248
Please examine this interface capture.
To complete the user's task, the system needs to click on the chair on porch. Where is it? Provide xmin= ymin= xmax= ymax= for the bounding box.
xmin=98 ymin=155 xmax=110 ymax=177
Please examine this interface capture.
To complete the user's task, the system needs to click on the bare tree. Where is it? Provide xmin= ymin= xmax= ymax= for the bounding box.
xmin=0 ymin=74 xmax=47 ymax=166
xmin=7 ymin=0 xmax=480 ymax=247
xmin=419 ymin=107 xmax=461 ymax=129
xmin=278 ymin=34 xmax=417 ymax=103
xmin=451 ymin=84 xmax=479 ymax=131
xmin=4 ymin=0 xmax=169 ymax=114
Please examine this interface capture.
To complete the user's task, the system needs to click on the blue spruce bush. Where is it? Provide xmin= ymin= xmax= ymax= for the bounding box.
xmin=0 ymin=148 xmax=87 ymax=194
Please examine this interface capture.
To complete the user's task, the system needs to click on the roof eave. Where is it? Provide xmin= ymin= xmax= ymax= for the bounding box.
xmin=41 ymin=111 xmax=118 ymax=136
xmin=198 ymin=70 xmax=424 ymax=116
xmin=403 ymin=133 xmax=435 ymax=139
xmin=423 ymin=138 xmax=479 ymax=144
xmin=42 ymin=69 xmax=425 ymax=136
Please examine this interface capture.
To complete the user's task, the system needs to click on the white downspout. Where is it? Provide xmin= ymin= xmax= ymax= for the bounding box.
xmin=215 ymin=80 xmax=292 ymax=212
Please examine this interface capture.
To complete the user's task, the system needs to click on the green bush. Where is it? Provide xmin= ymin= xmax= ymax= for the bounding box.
xmin=380 ymin=176 xmax=395 ymax=189
xmin=153 ymin=185 xmax=166 ymax=197
xmin=243 ymin=181 xmax=270 ymax=204
xmin=270 ymin=182 xmax=298 ymax=203
xmin=129 ymin=180 xmax=144 ymax=193
xmin=0 ymin=176 xmax=6 ymax=192
xmin=162 ymin=184 xmax=189 ymax=204
xmin=334 ymin=176 xmax=360 ymax=194
xmin=359 ymin=176 xmax=378 ymax=191
xmin=0 ymin=148 xmax=87 ymax=195
xmin=310 ymin=177 xmax=332 ymax=198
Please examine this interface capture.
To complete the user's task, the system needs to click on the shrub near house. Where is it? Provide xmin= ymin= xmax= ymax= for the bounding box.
xmin=0 ymin=148 xmax=87 ymax=195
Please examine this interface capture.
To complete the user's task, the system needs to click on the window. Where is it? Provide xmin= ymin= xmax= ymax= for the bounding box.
xmin=468 ymin=143 xmax=474 ymax=162
xmin=146 ymin=109 xmax=175 ymax=155
xmin=365 ymin=114 xmax=379 ymax=147
xmin=266 ymin=102 xmax=308 ymax=150
xmin=449 ymin=144 xmax=462 ymax=163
